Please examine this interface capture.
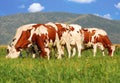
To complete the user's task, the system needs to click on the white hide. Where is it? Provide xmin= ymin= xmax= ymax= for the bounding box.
xmin=60 ymin=24 xmax=84 ymax=58
xmin=28 ymin=25 xmax=48 ymax=42
xmin=60 ymin=30 xmax=71 ymax=58
xmin=69 ymin=24 xmax=84 ymax=58
xmin=6 ymin=45 xmax=20 ymax=58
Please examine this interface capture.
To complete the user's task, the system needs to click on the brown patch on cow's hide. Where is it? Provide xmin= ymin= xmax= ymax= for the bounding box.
xmin=32 ymin=24 xmax=43 ymax=30
xmin=82 ymin=29 xmax=96 ymax=43
xmin=55 ymin=24 xmax=67 ymax=39
xmin=44 ymin=25 xmax=56 ymax=42
xmin=15 ymin=30 xmax=31 ymax=51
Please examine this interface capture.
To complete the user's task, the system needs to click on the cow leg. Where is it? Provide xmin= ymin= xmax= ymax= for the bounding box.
xmin=54 ymin=34 xmax=63 ymax=59
xmin=57 ymin=49 xmax=64 ymax=59
xmin=40 ymin=46 xmax=49 ymax=59
xmin=78 ymin=50 xmax=82 ymax=58
xmin=102 ymin=50 xmax=105 ymax=56
xmin=19 ymin=52 xmax=22 ymax=57
xmin=31 ymin=45 xmax=36 ymax=58
xmin=32 ymin=43 xmax=40 ymax=58
xmin=45 ymin=48 xmax=50 ymax=60
xmin=93 ymin=44 xmax=97 ymax=57
xmin=36 ymin=40 xmax=47 ymax=59
xmin=72 ymin=47 xmax=76 ymax=57
xmin=110 ymin=45 xmax=115 ymax=56
xmin=32 ymin=54 xmax=36 ymax=58
xmin=56 ymin=43 xmax=64 ymax=59
xmin=77 ymin=46 xmax=82 ymax=58
xmin=98 ymin=44 xmax=105 ymax=56
xmin=66 ymin=43 xmax=71 ymax=58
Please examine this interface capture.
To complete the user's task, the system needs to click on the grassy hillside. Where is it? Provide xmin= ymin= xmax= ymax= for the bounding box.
xmin=0 ymin=12 xmax=120 ymax=44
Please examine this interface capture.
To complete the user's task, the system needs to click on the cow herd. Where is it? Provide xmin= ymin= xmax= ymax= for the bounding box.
xmin=6 ymin=22 xmax=115 ymax=59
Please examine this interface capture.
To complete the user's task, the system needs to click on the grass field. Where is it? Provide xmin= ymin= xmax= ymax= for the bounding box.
xmin=0 ymin=45 xmax=120 ymax=83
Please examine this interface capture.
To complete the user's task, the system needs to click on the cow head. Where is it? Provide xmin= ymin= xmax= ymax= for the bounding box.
xmin=6 ymin=31 xmax=32 ymax=58
xmin=108 ymin=45 xmax=115 ymax=56
xmin=6 ymin=44 xmax=20 ymax=58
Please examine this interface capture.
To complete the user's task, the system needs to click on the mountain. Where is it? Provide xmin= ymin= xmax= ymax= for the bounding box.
xmin=0 ymin=12 xmax=120 ymax=45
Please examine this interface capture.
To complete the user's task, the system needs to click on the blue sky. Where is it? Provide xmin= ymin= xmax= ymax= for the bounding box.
xmin=0 ymin=0 xmax=120 ymax=20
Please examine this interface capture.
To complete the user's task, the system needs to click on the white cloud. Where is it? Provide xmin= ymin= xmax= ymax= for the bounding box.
xmin=94 ymin=13 xmax=112 ymax=20
xmin=68 ymin=0 xmax=95 ymax=3
xmin=114 ymin=2 xmax=120 ymax=9
xmin=103 ymin=14 xmax=112 ymax=20
xmin=28 ymin=3 xmax=44 ymax=13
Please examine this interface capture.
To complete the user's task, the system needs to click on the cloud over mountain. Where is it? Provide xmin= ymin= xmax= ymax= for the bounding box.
xmin=28 ymin=3 xmax=44 ymax=13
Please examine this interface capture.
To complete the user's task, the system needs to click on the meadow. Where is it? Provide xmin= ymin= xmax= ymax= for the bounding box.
xmin=0 ymin=45 xmax=120 ymax=83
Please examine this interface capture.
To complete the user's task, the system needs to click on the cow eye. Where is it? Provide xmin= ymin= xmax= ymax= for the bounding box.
xmin=12 ymin=38 xmax=16 ymax=42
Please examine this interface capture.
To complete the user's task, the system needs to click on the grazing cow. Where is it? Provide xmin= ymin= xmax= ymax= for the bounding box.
xmin=6 ymin=24 xmax=37 ymax=58
xmin=60 ymin=24 xmax=84 ymax=58
xmin=51 ymin=23 xmax=84 ymax=58
xmin=6 ymin=23 xmax=60 ymax=60
xmin=6 ymin=23 xmax=68 ymax=59
xmin=28 ymin=23 xmax=60 ymax=60
xmin=81 ymin=28 xmax=115 ymax=56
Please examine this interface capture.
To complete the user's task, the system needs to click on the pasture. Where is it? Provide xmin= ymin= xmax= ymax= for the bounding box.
xmin=0 ymin=45 xmax=120 ymax=83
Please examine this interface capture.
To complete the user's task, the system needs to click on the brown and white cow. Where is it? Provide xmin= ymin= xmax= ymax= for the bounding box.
xmin=6 ymin=22 xmax=68 ymax=59
xmin=6 ymin=23 xmax=60 ymax=60
xmin=6 ymin=24 xmax=37 ymax=58
xmin=81 ymin=28 xmax=115 ymax=56
xmin=28 ymin=23 xmax=62 ymax=60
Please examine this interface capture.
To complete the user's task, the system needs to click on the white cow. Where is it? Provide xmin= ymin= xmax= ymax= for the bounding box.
xmin=60 ymin=24 xmax=84 ymax=58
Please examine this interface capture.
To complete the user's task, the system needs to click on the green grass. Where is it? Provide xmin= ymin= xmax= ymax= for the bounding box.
xmin=0 ymin=46 xmax=120 ymax=83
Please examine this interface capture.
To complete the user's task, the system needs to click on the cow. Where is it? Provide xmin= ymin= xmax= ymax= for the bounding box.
xmin=6 ymin=24 xmax=37 ymax=58
xmin=60 ymin=24 xmax=84 ymax=58
xmin=6 ymin=22 xmax=66 ymax=59
xmin=81 ymin=28 xmax=115 ymax=56
xmin=48 ymin=23 xmax=84 ymax=58
xmin=28 ymin=23 xmax=61 ymax=60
